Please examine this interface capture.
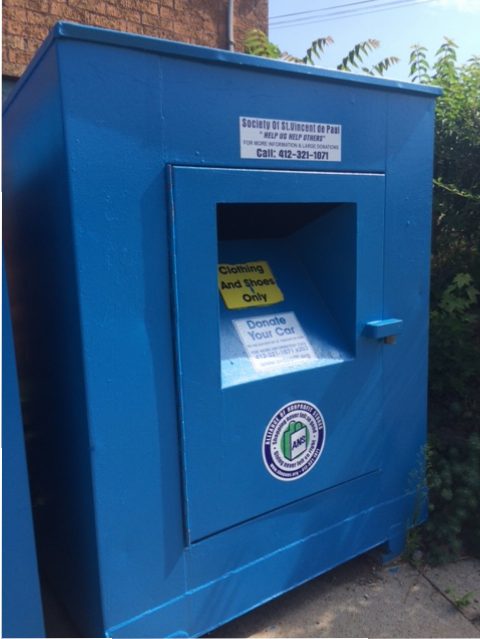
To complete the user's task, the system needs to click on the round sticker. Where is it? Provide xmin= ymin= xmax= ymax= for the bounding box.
xmin=262 ymin=400 xmax=326 ymax=481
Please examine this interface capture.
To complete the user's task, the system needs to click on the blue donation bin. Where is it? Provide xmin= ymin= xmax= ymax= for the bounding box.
xmin=2 ymin=267 xmax=45 ymax=638
xmin=3 ymin=22 xmax=440 ymax=638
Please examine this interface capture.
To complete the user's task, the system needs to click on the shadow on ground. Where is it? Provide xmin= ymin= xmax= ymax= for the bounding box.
xmin=207 ymin=552 xmax=480 ymax=638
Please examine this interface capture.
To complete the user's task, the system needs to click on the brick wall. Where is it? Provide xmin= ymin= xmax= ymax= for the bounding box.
xmin=3 ymin=0 xmax=268 ymax=78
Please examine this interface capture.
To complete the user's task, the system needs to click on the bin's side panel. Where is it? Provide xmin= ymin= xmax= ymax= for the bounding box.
xmin=58 ymin=40 xmax=188 ymax=632
xmin=2 ymin=267 xmax=45 ymax=638
xmin=3 ymin=44 xmax=104 ymax=637
xmin=381 ymin=93 xmax=436 ymax=531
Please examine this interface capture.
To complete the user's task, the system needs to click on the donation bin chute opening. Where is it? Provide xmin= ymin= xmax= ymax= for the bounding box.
xmin=216 ymin=202 xmax=357 ymax=387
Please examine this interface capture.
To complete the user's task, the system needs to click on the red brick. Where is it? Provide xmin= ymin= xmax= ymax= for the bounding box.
xmin=4 ymin=20 xmax=25 ymax=35
xmin=27 ymin=0 xmax=50 ymax=12
xmin=3 ymin=0 xmax=268 ymax=77
xmin=159 ymin=5 xmax=173 ymax=19
xmin=141 ymin=12 xmax=159 ymax=27
xmin=7 ymin=0 xmax=28 ymax=8
xmin=135 ymin=0 xmax=158 ymax=15
xmin=117 ymin=0 xmax=140 ymax=9
xmin=105 ymin=4 xmax=123 ymax=19
xmin=24 ymin=23 xmax=49 ymax=40
xmin=8 ymin=48 xmax=30 ymax=63
xmin=27 ymin=10 xmax=52 ymax=23
xmin=85 ymin=14 xmax=118 ymax=29
xmin=3 ymin=6 xmax=27 ymax=22
xmin=48 ymin=2 xmax=66 ymax=16
xmin=158 ymin=18 xmax=173 ymax=32
xmin=67 ymin=0 xmax=105 ymax=8
xmin=7 ymin=34 xmax=26 ymax=49
xmin=139 ymin=24 xmax=151 ymax=35
xmin=126 ymin=8 xmax=141 ymax=22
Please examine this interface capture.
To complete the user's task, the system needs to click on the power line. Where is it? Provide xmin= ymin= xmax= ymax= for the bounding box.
xmin=270 ymin=0 xmax=393 ymax=22
xmin=270 ymin=0 xmax=431 ymax=25
xmin=269 ymin=0 xmax=437 ymax=28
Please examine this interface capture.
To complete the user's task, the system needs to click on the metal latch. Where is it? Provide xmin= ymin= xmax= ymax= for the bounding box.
xmin=364 ymin=319 xmax=403 ymax=344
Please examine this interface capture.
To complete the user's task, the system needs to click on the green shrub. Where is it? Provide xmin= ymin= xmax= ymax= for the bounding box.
xmin=426 ymin=275 xmax=480 ymax=561
xmin=411 ymin=41 xmax=480 ymax=562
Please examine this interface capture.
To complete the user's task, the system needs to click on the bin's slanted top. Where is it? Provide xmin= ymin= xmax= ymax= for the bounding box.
xmin=4 ymin=21 xmax=441 ymax=113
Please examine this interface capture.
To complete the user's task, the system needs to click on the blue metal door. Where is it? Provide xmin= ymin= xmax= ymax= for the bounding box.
xmin=170 ymin=167 xmax=385 ymax=542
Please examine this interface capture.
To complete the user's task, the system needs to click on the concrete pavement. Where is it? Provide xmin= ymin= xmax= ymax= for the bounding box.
xmin=209 ymin=554 xmax=480 ymax=638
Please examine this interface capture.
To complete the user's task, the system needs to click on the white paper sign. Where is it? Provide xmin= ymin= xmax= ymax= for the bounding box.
xmin=233 ymin=312 xmax=317 ymax=373
xmin=239 ymin=116 xmax=341 ymax=162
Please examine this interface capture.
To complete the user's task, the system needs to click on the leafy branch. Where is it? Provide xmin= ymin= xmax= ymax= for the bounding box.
xmin=434 ymin=37 xmax=459 ymax=82
xmin=410 ymin=44 xmax=430 ymax=83
xmin=336 ymin=38 xmax=379 ymax=71
xmin=302 ymin=36 xmax=334 ymax=65
xmin=434 ymin=178 xmax=480 ymax=202
xmin=243 ymin=30 xmax=399 ymax=77
xmin=244 ymin=29 xmax=281 ymax=59
xmin=362 ymin=56 xmax=400 ymax=77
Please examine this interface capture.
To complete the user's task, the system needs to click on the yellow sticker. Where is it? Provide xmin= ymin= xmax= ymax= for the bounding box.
xmin=218 ymin=261 xmax=284 ymax=310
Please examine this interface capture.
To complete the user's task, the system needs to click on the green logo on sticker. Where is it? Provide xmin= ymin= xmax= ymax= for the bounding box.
xmin=281 ymin=421 xmax=310 ymax=461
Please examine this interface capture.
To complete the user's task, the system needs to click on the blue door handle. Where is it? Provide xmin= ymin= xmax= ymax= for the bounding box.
xmin=364 ymin=319 xmax=403 ymax=344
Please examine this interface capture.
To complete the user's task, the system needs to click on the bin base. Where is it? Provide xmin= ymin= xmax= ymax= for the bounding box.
xmin=106 ymin=494 xmax=419 ymax=638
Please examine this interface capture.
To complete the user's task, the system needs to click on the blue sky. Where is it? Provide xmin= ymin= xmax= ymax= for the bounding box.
xmin=268 ymin=0 xmax=480 ymax=80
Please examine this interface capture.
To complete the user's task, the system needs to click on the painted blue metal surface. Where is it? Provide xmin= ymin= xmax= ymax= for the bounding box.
xmin=172 ymin=167 xmax=385 ymax=541
xmin=2 ymin=266 xmax=45 ymax=638
xmin=3 ymin=22 xmax=438 ymax=637
xmin=364 ymin=319 xmax=404 ymax=339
